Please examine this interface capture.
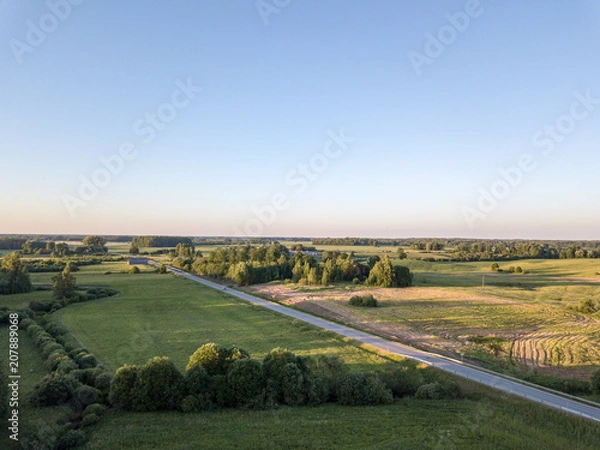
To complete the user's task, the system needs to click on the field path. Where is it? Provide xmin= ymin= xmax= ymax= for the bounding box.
xmin=151 ymin=262 xmax=600 ymax=424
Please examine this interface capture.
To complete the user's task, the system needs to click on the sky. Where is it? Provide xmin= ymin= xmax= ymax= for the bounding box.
xmin=1 ymin=0 xmax=599 ymax=239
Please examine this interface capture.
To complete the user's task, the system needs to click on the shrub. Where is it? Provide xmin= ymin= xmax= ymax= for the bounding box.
xmin=75 ymin=385 xmax=100 ymax=408
xmin=46 ymin=350 xmax=69 ymax=371
xmin=181 ymin=395 xmax=201 ymax=413
xmin=94 ymin=372 xmax=113 ymax=392
xmin=109 ymin=365 xmax=139 ymax=409
xmin=27 ymin=323 xmax=44 ymax=337
xmin=56 ymin=359 xmax=79 ymax=375
xmin=210 ymin=374 xmax=234 ymax=408
xmin=185 ymin=364 xmax=211 ymax=396
xmin=337 ymin=372 xmax=393 ymax=406
xmin=379 ymin=361 xmax=424 ymax=397
xmin=56 ymin=430 xmax=85 ymax=450
xmin=128 ymin=266 xmax=140 ymax=274
xmin=186 ymin=343 xmax=249 ymax=375
xmin=42 ymin=342 xmax=65 ymax=359
xmin=515 ymin=266 xmax=523 ymax=274
xmin=131 ymin=357 xmax=184 ymax=411
xmin=45 ymin=322 xmax=69 ymax=337
xmin=83 ymin=403 xmax=107 ymax=417
xmin=491 ymin=263 xmax=500 ymax=272
xmin=19 ymin=317 xmax=35 ymax=330
xmin=158 ymin=264 xmax=168 ymax=274
xmin=81 ymin=413 xmax=100 ymax=427
xmin=415 ymin=382 xmax=446 ymax=399
xmin=227 ymin=358 xmax=265 ymax=407
xmin=73 ymin=351 xmax=98 ymax=369
xmin=30 ymin=374 xmax=73 ymax=406
xmin=348 ymin=294 xmax=378 ymax=307
xmin=308 ymin=355 xmax=349 ymax=402
xmin=263 ymin=348 xmax=318 ymax=406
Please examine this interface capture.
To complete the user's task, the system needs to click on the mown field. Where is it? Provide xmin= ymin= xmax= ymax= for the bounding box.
xmin=2 ymin=257 xmax=600 ymax=448
xmin=250 ymin=255 xmax=600 ymax=381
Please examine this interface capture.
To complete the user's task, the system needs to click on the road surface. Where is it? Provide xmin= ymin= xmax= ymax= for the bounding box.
xmin=151 ymin=262 xmax=600 ymax=423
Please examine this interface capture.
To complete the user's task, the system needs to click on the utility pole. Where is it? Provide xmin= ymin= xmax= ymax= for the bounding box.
xmin=482 ymin=275 xmax=485 ymax=288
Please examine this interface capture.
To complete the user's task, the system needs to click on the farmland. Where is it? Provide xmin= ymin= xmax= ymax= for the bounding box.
xmin=1 ymin=251 xmax=600 ymax=448
xmin=249 ymin=254 xmax=600 ymax=383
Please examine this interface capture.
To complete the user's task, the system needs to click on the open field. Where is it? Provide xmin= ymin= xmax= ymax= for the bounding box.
xmin=56 ymin=262 xmax=391 ymax=372
xmin=249 ymin=258 xmax=600 ymax=379
xmin=81 ymin=397 xmax=600 ymax=450
xmin=2 ymin=257 xmax=600 ymax=448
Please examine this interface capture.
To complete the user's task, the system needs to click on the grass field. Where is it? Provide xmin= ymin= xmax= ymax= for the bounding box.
xmin=80 ymin=397 xmax=600 ymax=450
xmin=250 ymin=256 xmax=600 ymax=380
xmin=1 ymin=258 xmax=600 ymax=448
xmin=56 ymin=262 xmax=391 ymax=372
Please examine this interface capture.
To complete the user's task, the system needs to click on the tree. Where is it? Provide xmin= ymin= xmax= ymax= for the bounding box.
xmin=82 ymin=235 xmax=107 ymax=253
xmin=109 ymin=365 xmax=139 ymax=410
xmin=187 ymin=343 xmax=249 ymax=375
xmin=337 ymin=372 xmax=393 ymax=406
xmin=397 ymin=248 xmax=408 ymax=259
xmin=52 ymin=267 xmax=77 ymax=299
xmin=366 ymin=256 xmax=413 ymax=288
xmin=491 ymin=263 xmax=499 ymax=272
xmin=0 ymin=252 xmax=32 ymax=294
xmin=129 ymin=244 xmax=140 ymax=255
xmin=227 ymin=358 xmax=265 ymax=407
xmin=131 ymin=357 xmax=184 ymax=411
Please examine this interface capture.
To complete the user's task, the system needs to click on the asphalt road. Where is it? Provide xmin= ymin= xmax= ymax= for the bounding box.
xmin=154 ymin=263 xmax=600 ymax=423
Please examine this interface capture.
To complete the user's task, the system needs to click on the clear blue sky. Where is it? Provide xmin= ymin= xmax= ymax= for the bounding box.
xmin=1 ymin=0 xmax=599 ymax=239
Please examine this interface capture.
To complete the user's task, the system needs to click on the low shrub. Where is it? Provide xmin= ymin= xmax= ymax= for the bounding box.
xmin=56 ymin=430 xmax=85 ymax=450
xmin=75 ymin=385 xmax=100 ymax=408
xmin=348 ymin=294 xmax=378 ymax=307
xmin=81 ymin=413 xmax=100 ymax=427
xmin=415 ymin=382 xmax=446 ymax=399
xmin=30 ymin=374 xmax=73 ymax=406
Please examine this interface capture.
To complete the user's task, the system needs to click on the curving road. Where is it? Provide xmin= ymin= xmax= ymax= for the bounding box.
xmin=151 ymin=262 xmax=600 ymax=423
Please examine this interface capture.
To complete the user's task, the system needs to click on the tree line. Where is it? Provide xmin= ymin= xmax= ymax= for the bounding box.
xmin=131 ymin=236 xmax=193 ymax=248
xmin=191 ymin=245 xmax=412 ymax=288
xmin=109 ymin=342 xmax=464 ymax=414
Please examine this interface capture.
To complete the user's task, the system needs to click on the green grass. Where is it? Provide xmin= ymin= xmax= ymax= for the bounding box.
xmin=0 ymin=324 xmax=71 ymax=450
xmin=2 ymin=258 xmax=600 ymax=449
xmin=57 ymin=262 xmax=390 ymax=372
xmin=81 ymin=396 xmax=600 ymax=450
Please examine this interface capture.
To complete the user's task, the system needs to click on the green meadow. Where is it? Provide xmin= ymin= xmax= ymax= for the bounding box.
xmin=1 ymin=256 xmax=599 ymax=449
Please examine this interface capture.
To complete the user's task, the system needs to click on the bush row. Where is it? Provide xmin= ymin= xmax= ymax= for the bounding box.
xmin=109 ymin=343 xmax=462 ymax=414
xmin=29 ymin=287 xmax=119 ymax=313
xmin=21 ymin=316 xmax=113 ymax=449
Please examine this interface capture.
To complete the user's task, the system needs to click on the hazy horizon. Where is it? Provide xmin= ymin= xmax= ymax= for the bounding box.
xmin=2 ymin=1 xmax=599 ymax=240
